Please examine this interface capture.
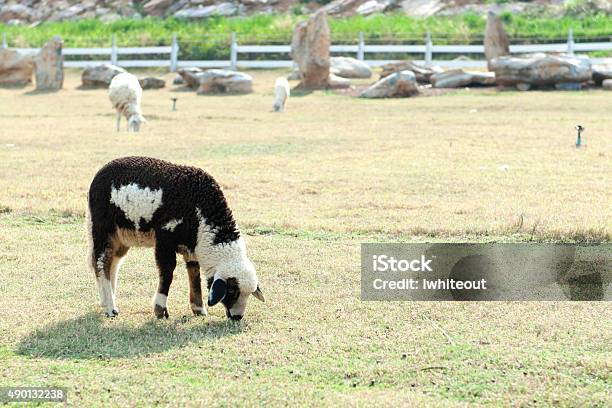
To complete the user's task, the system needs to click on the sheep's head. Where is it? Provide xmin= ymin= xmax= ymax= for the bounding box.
xmin=207 ymin=257 xmax=264 ymax=321
xmin=128 ymin=114 xmax=146 ymax=132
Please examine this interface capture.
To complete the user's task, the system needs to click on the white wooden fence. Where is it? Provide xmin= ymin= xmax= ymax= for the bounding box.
xmin=2 ymin=30 xmax=611 ymax=71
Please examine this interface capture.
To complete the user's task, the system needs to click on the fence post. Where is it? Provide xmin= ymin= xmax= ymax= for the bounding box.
xmin=230 ymin=32 xmax=237 ymax=70
xmin=1 ymin=32 xmax=6 ymax=49
xmin=357 ymin=32 xmax=365 ymax=61
xmin=170 ymin=33 xmax=179 ymax=72
xmin=111 ymin=34 xmax=118 ymax=65
xmin=566 ymin=28 xmax=574 ymax=56
xmin=425 ymin=32 xmax=432 ymax=66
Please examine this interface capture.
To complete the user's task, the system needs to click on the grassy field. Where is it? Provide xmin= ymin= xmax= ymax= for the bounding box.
xmin=0 ymin=70 xmax=610 ymax=406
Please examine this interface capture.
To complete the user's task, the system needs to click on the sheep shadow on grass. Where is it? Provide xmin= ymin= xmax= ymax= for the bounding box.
xmin=15 ymin=311 xmax=242 ymax=360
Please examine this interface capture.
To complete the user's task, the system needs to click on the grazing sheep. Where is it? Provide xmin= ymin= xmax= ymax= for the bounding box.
xmin=108 ymin=73 xmax=145 ymax=132
xmin=87 ymin=156 xmax=265 ymax=320
xmin=273 ymin=77 xmax=290 ymax=112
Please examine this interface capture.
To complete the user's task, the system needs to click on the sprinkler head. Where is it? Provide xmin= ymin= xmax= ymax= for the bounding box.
xmin=171 ymin=98 xmax=178 ymax=111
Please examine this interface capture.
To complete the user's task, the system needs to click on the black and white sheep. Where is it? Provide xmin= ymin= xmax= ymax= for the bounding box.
xmin=87 ymin=156 xmax=264 ymax=320
xmin=108 ymin=73 xmax=146 ymax=132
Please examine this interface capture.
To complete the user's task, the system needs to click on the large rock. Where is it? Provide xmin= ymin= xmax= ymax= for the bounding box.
xmin=431 ymin=69 xmax=495 ymax=88
xmin=328 ymin=73 xmax=351 ymax=89
xmin=490 ymin=54 xmax=591 ymax=87
xmin=602 ymin=79 xmax=612 ymax=90
xmin=175 ymin=3 xmax=237 ymax=18
xmin=592 ymin=64 xmax=612 ymax=85
xmin=33 ymin=36 xmax=63 ymax=91
xmin=360 ymin=70 xmax=419 ymax=98
xmin=330 ymin=56 xmax=371 ymax=79
xmin=81 ymin=64 xmax=126 ymax=88
xmin=0 ymin=4 xmax=33 ymax=23
xmin=484 ymin=11 xmax=510 ymax=70
xmin=143 ymin=0 xmax=173 ymax=16
xmin=0 ymin=48 xmax=34 ymax=86
xmin=139 ymin=76 xmax=165 ymax=89
xmin=196 ymin=69 xmax=252 ymax=94
xmin=401 ymin=0 xmax=444 ymax=17
xmin=380 ymin=60 xmax=443 ymax=83
xmin=291 ymin=10 xmax=331 ymax=89
xmin=177 ymin=67 xmax=204 ymax=88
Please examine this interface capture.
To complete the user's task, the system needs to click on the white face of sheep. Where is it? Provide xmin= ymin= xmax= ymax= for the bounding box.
xmin=128 ymin=115 xmax=145 ymax=132
xmin=207 ymin=258 xmax=265 ymax=320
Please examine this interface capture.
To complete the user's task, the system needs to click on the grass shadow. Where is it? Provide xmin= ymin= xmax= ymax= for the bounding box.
xmin=15 ymin=311 xmax=243 ymax=360
xmin=23 ymin=89 xmax=61 ymax=96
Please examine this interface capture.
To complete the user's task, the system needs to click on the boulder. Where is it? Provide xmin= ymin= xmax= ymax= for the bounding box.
xmin=81 ymin=64 xmax=126 ymax=88
xmin=484 ymin=11 xmax=510 ymax=70
xmin=490 ymin=54 xmax=591 ymax=87
xmin=603 ymin=79 xmax=612 ymax=90
xmin=592 ymin=64 xmax=612 ymax=85
xmin=401 ymin=0 xmax=444 ymax=17
xmin=143 ymin=0 xmax=172 ymax=16
xmin=430 ymin=69 xmax=495 ymax=88
xmin=175 ymin=3 xmax=237 ymax=18
xmin=139 ymin=77 xmax=165 ymax=89
xmin=173 ymin=74 xmax=185 ymax=85
xmin=177 ymin=67 xmax=203 ymax=88
xmin=0 ymin=48 xmax=34 ymax=86
xmin=291 ymin=9 xmax=331 ymax=89
xmin=360 ymin=70 xmax=419 ymax=98
xmin=33 ymin=36 xmax=63 ymax=91
xmin=0 ymin=4 xmax=33 ymax=23
xmin=330 ymin=56 xmax=371 ymax=79
xmin=328 ymin=73 xmax=351 ymax=89
xmin=356 ymin=0 xmax=388 ymax=15
xmin=380 ymin=60 xmax=442 ymax=83
xmin=196 ymin=69 xmax=252 ymax=94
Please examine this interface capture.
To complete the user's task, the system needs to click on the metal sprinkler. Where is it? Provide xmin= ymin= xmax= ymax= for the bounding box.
xmin=171 ymin=97 xmax=178 ymax=111
xmin=575 ymin=125 xmax=584 ymax=148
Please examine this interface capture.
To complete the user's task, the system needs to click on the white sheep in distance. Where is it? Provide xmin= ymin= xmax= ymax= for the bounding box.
xmin=108 ymin=72 xmax=146 ymax=132
xmin=273 ymin=77 xmax=290 ymax=112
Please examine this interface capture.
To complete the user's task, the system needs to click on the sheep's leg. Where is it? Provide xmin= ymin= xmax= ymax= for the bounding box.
xmin=116 ymin=111 xmax=121 ymax=132
xmin=89 ymin=227 xmax=119 ymax=318
xmin=153 ymin=244 xmax=176 ymax=319
xmin=186 ymin=261 xmax=206 ymax=316
xmin=109 ymin=245 xmax=129 ymax=307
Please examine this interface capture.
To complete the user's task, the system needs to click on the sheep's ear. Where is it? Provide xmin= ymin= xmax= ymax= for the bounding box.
xmin=252 ymin=286 xmax=265 ymax=303
xmin=208 ymin=279 xmax=227 ymax=306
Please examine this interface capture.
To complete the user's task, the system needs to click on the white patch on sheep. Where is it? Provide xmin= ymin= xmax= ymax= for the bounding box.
xmin=162 ymin=218 xmax=183 ymax=232
xmin=273 ymin=77 xmax=290 ymax=112
xmin=153 ymin=293 xmax=167 ymax=308
xmin=110 ymin=183 xmax=163 ymax=230
xmin=97 ymin=274 xmax=116 ymax=315
xmin=193 ymin=208 xmax=258 ymax=294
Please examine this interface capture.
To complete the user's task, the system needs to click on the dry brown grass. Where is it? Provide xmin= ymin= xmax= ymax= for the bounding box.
xmin=0 ymin=70 xmax=610 ymax=406
xmin=0 ymin=69 xmax=610 ymax=240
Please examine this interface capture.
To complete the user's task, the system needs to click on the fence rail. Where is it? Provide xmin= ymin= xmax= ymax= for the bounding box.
xmin=3 ymin=30 xmax=612 ymax=71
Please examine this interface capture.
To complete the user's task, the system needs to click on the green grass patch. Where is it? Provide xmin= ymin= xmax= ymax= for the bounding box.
xmin=1 ymin=13 xmax=610 ymax=60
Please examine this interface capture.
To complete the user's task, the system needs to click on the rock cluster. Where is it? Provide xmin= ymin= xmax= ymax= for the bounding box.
xmin=1 ymin=0 xmax=610 ymax=25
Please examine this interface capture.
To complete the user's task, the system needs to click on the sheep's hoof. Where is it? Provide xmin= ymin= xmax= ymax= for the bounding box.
xmin=105 ymin=309 xmax=119 ymax=318
xmin=192 ymin=308 xmax=207 ymax=317
xmin=154 ymin=305 xmax=169 ymax=319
